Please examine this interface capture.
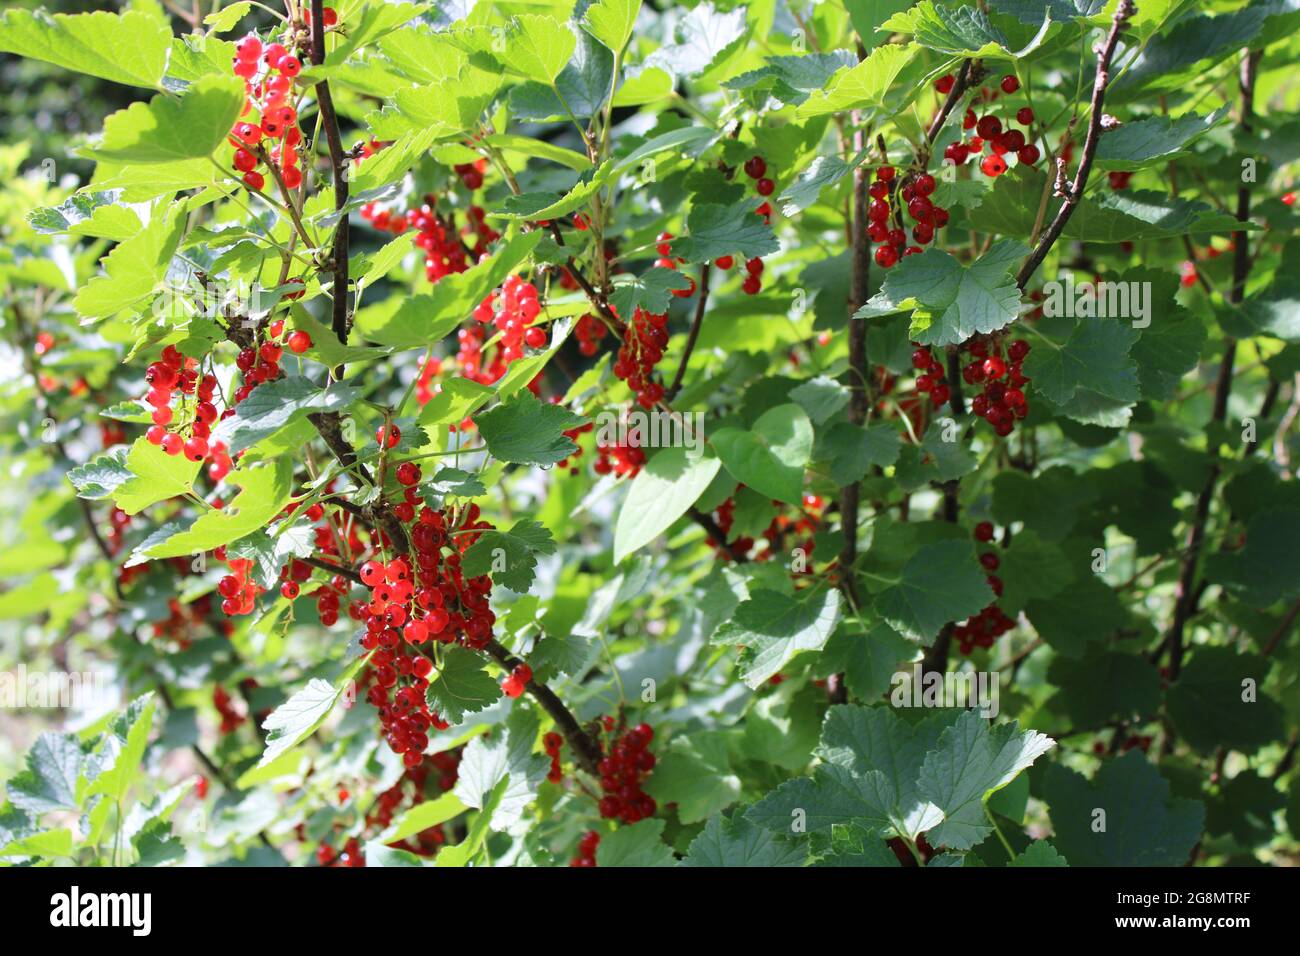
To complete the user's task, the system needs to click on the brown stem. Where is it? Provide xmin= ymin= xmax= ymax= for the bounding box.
xmin=1163 ymin=48 xmax=1260 ymax=681
xmin=310 ymin=0 xmax=350 ymax=379
xmin=1015 ymin=1 xmax=1135 ymax=290
xmin=483 ymin=639 xmax=603 ymax=774
xmin=665 ymin=265 xmax=711 ymax=402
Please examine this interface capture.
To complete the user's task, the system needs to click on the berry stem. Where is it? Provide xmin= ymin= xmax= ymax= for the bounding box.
xmin=310 ymin=0 xmax=351 ymax=381
xmin=664 ymin=264 xmax=711 ymax=402
xmin=1015 ymin=0 xmax=1135 ymax=289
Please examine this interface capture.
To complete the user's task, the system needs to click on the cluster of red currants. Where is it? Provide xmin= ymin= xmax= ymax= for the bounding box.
xmin=593 ymin=437 xmax=646 ymax=479
xmin=613 ymin=306 xmax=669 ymax=409
xmin=143 ymin=345 xmax=218 ymax=462
xmin=910 ymin=345 xmax=953 ymax=407
xmin=962 ymin=336 xmax=1031 ymax=437
xmin=742 ymin=154 xmax=776 ymax=225
xmin=553 ymin=419 xmax=594 ymax=476
xmin=543 ymin=731 xmax=564 ymax=783
xmin=213 ymin=685 xmax=246 ymax=735
xmin=954 ymin=521 xmax=1015 ymax=656
xmin=215 ymin=551 xmax=264 ymax=617
xmin=574 ymin=312 xmax=610 ymax=357
xmin=596 ymin=720 xmax=657 ymax=824
xmin=937 ymin=74 xmax=1040 ymax=176
xmin=711 ymin=490 xmax=824 ymax=566
xmin=569 ymin=830 xmax=601 ymax=867
xmin=228 ymin=34 xmax=306 ymax=192
xmin=868 ymin=166 xmax=951 ymax=268
xmin=500 ymin=662 xmax=532 ymax=699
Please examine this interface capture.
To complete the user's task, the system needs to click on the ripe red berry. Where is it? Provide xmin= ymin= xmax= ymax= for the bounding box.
xmin=874 ymin=245 xmax=899 ymax=268
xmin=1016 ymin=107 xmax=1034 ymax=126
xmin=286 ymin=330 xmax=312 ymax=353
xmin=980 ymin=154 xmax=1008 ymax=177
xmin=360 ymin=560 xmax=385 ymax=587
xmin=742 ymin=275 xmax=761 ymax=295
xmin=146 ymin=425 xmax=167 ymax=445
xmin=277 ymin=55 xmax=301 ymax=77
xmin=377 ymin=424 xmax=401 ymax=448
xmin=183 ymin=436 xmax=208 ymax=462
xmin=242 ymin=171 xmax=265 ymax=190
xmin=1016 ymin=144 xmax=1040 ymax=166
xmin=714 ymin=255 xmax=734 ymax=269
xmin=161 ymin=432 xmax=183 ymax=456
xmin=281 ymin=581 xmax=299 ymax=599
xmin=236 ymin=35 xmax=263 ymax=62
xmin=876 ymin=165 xmax=895 ymax=182
xmin=755 ymin=178 xmax=775 ymax=196
xmin=976 ymin=115 xmax=1002 ymax=140
xmin=914 ymin=173 xmax=936 ymax=197
xmin=743 ymin=156 xmax=766 ymax=179
xmin=974 ymin=521 xmax=995 ymax=542
xmin=1000 ymin=75 xmax=1020 ymax=94
xmin=935 ymin=74 xmax=955 ymax=94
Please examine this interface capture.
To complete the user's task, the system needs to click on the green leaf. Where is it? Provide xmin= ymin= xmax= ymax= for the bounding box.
xmin=607 ymin=267 xmax=692 ymax=317
xmin=425 ymin=466 xmax=487 ymax=499
xmin=1094 ymin=108 xmax=1228 ymax=171
xmin=1049 ymin=651 xmax=1162 ymax=728
xmin=213 ymin=377 xmax=360 ymax=454
xmin=425 ymin=647 xmax=501 ymax=725
xmin=994 ymin=531 xmax=1074 ymax=614
xmin=683 ymin=811 xmax=805 ymax=866
xmin=713 ymin=587 xmax=841 ymax=689
xmin=795 ymin=42 xmax=916 ymax=118
xmin=453 ymin=708 xmax=548 ymax=827
xmin=0 ymin=9 xmax=171 ymax=89
xmin=203 ymin=1 xmax=252 ymax=31
xmin=111 ymin=437 xmax=202 ymax=515
xmin=1204 ymin=508 xmax=1300 ymax=608
xmin=817 ymin=624 xmax=917 ymax=701
xmin=642 ymin=731 xmax=742 ymax=823
xmin=84 ymin=75 xmax=244 ymax=164
xmin=1024 ymin=570 xmax=1130 ymax=658
xmin=582 ymin=0 xmax=641 ymax=52
xmin=595 ymin=818 xmax=675 ymax=866
xmin=378 ymin=792 xmax=466 ymax=843
xmin=354 ymin=231 xmax=541 ymax=346
xmin=417 ymin=378 xmax=495 ymax=429
xmin=916 ymin=710 xmax=1055 ymax=851
xmin=747 ymin=705 xmax=950 ymax=841
xmin=856 ymin=240 xmax=1028 ymax=347
xmin=1128 ymin=269 xmax=1207 ymax=400
xmin=137 ymin=457 xmax=293 ymax=558
xmin=6 ymin=733 xmax=88 ymax=815
xmin=1042 ymin=751 xmax=1204 ymax=866
xmin=507 ymin=14 xmax=576 ymax=85
xmin=226 ymin=525 xmax=316 ymax=591
xmin=643 ymin=2 xmax=748 ymax=78
xmin=475 ymin=391 xmax=586 ymax=466
xmin=85 ymin=693 xmax=157 ymax=803
xmin=671 ymin=202 xmax=780 ymax=263
xmin=614 ymin=448 xmax=722 ymax=563
xmin=259 ymin=654 xmax=368 ymax=767
xmin=1022 ymin=315 xmax=1140 ymax=425
xmin=67 ymin=446 xmax=132 ymax=500
xmin=820 ymin=422 xmax=902 ymax=487
xmin=873 ymin=540 xmax=993 ymax=643
xmin=1010 ymin=840 xmax=1069 ymax=867
xmin=73 ymin=206 xmax=185 ymax=318
xmin=778 ymin=155 xmax=854 ymax=216
xmin=460 ymin=518 xmax=557 ymax=593
xmin=1165 ymin=647 xmax=1285 ymax=754
xmin=710 ymin=403 xmax=813 ymax=506
xmin=881 ymin=1 xmax=1051 ymax=58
